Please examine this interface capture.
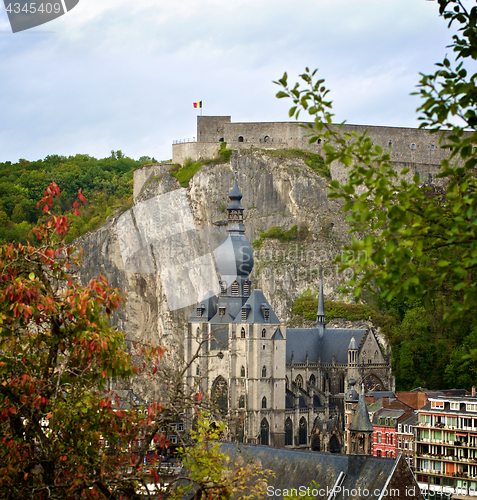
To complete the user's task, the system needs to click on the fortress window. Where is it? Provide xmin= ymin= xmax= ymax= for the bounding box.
xmin=243 ymin=281 xmax=250 ymax=296
xmin=239 ymin=395 xmax=245 ymax=408
xmin=220 ymin=281 xmax=227 ymax=295
xmin=219 ymin=307 xmax=226 ymax=316
xmin=219 ymin=137 xmax=224 ymax=142
xmin=317 ymin=139 xmax=321 ymax=144
xmin=231 ymin=281 xmax=239 ymax=296
xmin=411 ymin=143 xmax=416 ymax=150
xmin=262 ymin=328 xmax=266 ymax=338
xmin=431 ymin=144 xmax=435 ymax=150
xmin=262 ymin=366 xmax=267 ymax=378
xmin=238 ymin=136 xmax=244 ymax=143
xmin=241 ymin=366 xmax=245 ymax=377
xmin=262 ymin=396 xmax=267 ymax=409
xmin=264 ymin=135 xmax=269 ymax=143
xmin=241 ymin=327 xmax=246 ymax=338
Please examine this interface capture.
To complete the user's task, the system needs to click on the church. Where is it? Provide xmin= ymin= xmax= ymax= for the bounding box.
xmin=185 ymin=178 xmax=394 ymax=452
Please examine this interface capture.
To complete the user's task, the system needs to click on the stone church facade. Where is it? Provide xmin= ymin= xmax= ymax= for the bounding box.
xmin=185 ymin=179 xmax=394 ymax=452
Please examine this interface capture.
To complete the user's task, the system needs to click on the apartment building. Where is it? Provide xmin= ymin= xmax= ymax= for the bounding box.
xmin=415 ymin=396 xmax=477 ymax=495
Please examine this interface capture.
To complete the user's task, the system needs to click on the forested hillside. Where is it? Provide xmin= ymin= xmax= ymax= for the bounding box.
xmin=0 ymin=151 xmax=158 ymax=243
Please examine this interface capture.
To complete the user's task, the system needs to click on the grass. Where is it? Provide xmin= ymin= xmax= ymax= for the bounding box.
xmin=171 ymin=143 xmax=233 ymax=187
xmin=255 ymin=148 xmax=330 ymax=178
xmin=253 ymin=224 xmax=309 ymax=249
xmin=292 ymin=289 xmax=397 ymax=339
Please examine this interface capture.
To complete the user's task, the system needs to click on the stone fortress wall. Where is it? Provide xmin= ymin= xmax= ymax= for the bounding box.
xmin=172 ymin=116 xmax=452 ymax=181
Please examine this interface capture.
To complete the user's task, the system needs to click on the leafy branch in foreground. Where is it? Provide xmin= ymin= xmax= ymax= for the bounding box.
xmin=274 ymin=0 xmax=477 ymax=322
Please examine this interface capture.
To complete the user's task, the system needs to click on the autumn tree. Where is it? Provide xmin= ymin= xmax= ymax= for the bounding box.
xmin=0 ymin=183 xmax=273 ymax=499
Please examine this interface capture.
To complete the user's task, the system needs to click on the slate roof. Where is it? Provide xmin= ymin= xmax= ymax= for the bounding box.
xmin=286 ymin=327 xmax=366 ymax=364
xmin=218 ymin=444 xmax=403 ymax=500
xmin=349 ymin=394 xmax=374 ymax=432
xmin=233 ymin=289 xmax=280 ymax=324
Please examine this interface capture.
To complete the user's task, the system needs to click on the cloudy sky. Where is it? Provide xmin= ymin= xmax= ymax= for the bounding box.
xmin=0 ymin=0 xmax=467 ymax=163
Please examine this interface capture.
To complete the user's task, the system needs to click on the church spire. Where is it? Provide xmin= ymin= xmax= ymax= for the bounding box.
xmin=316 ymin=267 xmax=325 ymax=328
xmin=226 ymin=172 xmax=244 ymax=229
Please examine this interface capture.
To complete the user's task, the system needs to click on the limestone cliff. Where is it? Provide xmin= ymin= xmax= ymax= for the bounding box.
xmin=78 ymin=150 xmax=358 ymax=389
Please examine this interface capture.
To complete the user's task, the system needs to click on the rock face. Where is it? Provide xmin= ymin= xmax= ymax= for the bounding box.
xmin=77 ymin=150 xmax=363 ymax=396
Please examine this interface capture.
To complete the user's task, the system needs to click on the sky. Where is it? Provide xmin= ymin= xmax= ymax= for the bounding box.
xmin=0 ymin=0 xmax=468 ymax=163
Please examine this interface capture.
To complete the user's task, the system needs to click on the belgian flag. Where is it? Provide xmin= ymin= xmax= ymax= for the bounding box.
xmin=193 ymin=101 xmax=202 ymax=108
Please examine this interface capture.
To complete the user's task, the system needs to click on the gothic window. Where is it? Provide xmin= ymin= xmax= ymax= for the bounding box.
xmin=239 ymin=395 xmax=245 ymax=408
xmin=231 ymin=281 xmax=239 ymax=296
xmin=295 ymin=375 xmax=303 ymax=389
xmin=299 ymin=417 xmax=307 ymax=445
xmin=219 ymin=307 xmax=225 ymax=316
xmin=241 ymin=366 xmax=245 ymax=377
xmin=243 ymin=281 xmax=250 ymax=296
xmin=285 ymin=418 xmax=293 ymax=446
xmin=322 ymin=373 xmax=329 ymax=392
xmin=309 ymin=374 xmax=315 ymax=386
xmin=262 ymin=396 xmax=267 ymax=409
xmin=262 ymin=328 xmax=266 ymax=338
xmin=212 ymin=376 xmax=228 ymax=414
xmin=339 ymin=374 xmax=345 ymax=393
xmin=262 ymin=366 xmax=267 ymax=378
xmin=263 ymin=308 xmax=270 ymax=322
xmin=260 ymin=418 xmax=269 ymax=446
xmin=241 ymin=327 xmax=246 ymax=338
xmin=285 ymin=377 xmax=289 ymax=390
xmin=220 ymin=281 xmax=227 ymax=295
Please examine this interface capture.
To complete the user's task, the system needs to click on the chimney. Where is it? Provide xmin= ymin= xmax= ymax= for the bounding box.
xmin=472 ymin=386 xmax=476 ymax=397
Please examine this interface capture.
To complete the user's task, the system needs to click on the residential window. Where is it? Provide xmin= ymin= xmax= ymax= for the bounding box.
xmin=178 ymin=423 xmax=184 ymax=431
xmin=377 ymin=432 xmax=381 ymax=444
xmin=170 ymin=435 xmax=177 ymax=444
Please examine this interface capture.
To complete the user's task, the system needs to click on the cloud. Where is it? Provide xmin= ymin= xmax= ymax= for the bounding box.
xmin=0 ymin=0 xmax=468 ymax=163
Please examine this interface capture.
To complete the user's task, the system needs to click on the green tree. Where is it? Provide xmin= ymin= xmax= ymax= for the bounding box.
xmin=275 ymin=0 xmax=477 ymax=324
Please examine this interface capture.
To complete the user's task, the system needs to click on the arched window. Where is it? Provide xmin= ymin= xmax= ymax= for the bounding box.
xmin=241 ymin=366 xmax=245 ymax=377
xmin=231 ymin=281 xmax=239 ymax=296
xmin=262 ymin=396 xmax=267 ymax=409
xmin=238 ymin=136 xmax=244 ymax=143
xmin=299 ymin=417 xmax=307 ymax=445
xmin=262 ymin=328 xmax=266 ymax=338
xmin=295 ymin=375 xmax=303 ymax=389
xmin=339 ymin=374 xmax=345 ymax=393
xmin=260 ymin=418 xmax=269 ymax=446
xmin=241 ymin=327 xmax=246 ymax=338
xmin=264 ymin=135 xmax=270 ymax=143
xmin=212 ymin=376 xmax=228 ymax=414
xmin=262 ymin=366 xmax=267 ymax=378
xmin=411 ymin=143 xmax=416 ymax=150
xmin=285 ymin=418 xmax=293 ymax=446
xmin=322 ymin=373 xmax=329 ymax=392
xmin=309 ymin=374 xmax=316 ymax=386
xmin=239 ymin=395 xmax=245 ymax=408
xmin=285 ymin=377 xmax=289 ymax=390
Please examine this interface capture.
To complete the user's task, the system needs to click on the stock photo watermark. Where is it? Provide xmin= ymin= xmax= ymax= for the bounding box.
xmin=266 ymin=485 xmax=418 ymax=498
xmin=3 ymin=0 xmax=79 ymax=32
